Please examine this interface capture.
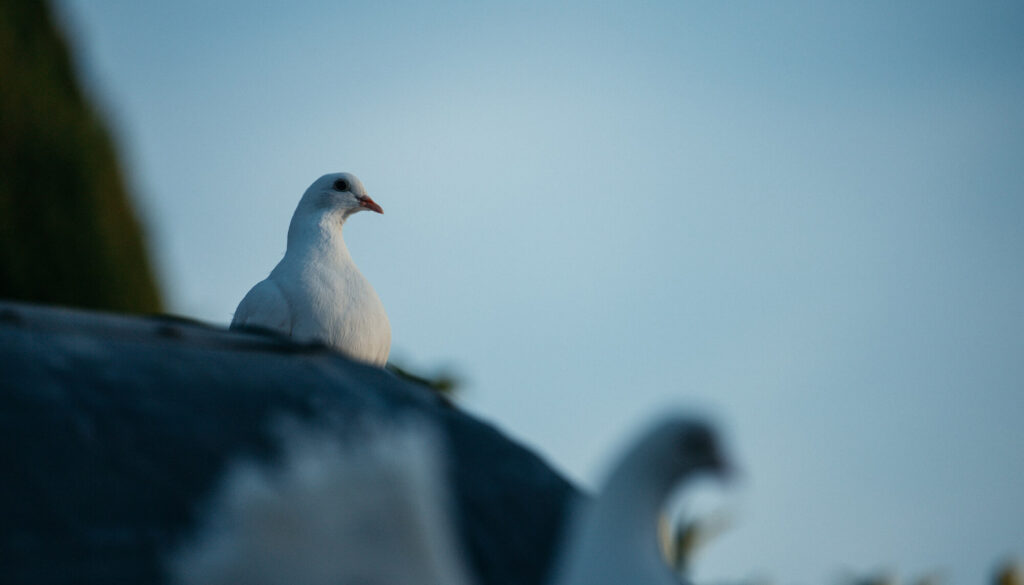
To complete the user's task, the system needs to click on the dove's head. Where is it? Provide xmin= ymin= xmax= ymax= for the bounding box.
xmin=297 ymin=172 xmax=383 ymax=221
xmin=288 ymin=172 xmax=383 ymax=246
xmin=605 ymin=417 xmax=731 ymax=497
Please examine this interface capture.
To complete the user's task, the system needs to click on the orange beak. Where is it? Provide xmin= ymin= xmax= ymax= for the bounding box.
xmin=356 ymin=195 xmax=383 ymax=214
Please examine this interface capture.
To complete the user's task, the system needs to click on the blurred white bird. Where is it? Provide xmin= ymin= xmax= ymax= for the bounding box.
xmin=550 ymin=417 xmax=730 ymax=585
xmin=231 ymin=173 xmax=391 ymax=365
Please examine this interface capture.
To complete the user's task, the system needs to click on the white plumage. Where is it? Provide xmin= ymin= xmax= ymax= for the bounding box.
xmin=171 ymin=416 xmax=729 ymax=585
xmin=171 ymin=421 xmax=472 ymax=585
xmin=232 ymin=172 xmax=391 ymax=365
xmin=550 ymin=418 xmax=730 ymax=585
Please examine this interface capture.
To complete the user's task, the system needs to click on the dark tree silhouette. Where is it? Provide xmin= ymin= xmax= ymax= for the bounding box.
xmin=0 ymin=0 xmax=162 ymax=313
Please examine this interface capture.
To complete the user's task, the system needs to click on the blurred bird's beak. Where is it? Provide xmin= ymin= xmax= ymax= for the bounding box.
xmin=356 ymin=195 xmax=383 ymax=214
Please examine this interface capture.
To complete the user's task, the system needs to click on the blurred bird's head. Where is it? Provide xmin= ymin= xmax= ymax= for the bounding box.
xmin=606 ymin=417 xmax=732 ymax=496
xmin=670 ymin=420 xmax=731 ymax=478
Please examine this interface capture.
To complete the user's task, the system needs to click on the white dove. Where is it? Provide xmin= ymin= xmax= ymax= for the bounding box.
xmin=231 ymin=172 xmax=391 ymax=365
xmin=550 ymin=417 xmax=731 ymax=585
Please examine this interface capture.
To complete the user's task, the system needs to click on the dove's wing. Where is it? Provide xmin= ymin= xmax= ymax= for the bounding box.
xmin=230 ymin=277 xmax=293 ymax=335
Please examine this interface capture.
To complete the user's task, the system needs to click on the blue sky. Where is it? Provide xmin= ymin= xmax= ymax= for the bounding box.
xmin=57 ymin=2 xmax=1023 ymax=583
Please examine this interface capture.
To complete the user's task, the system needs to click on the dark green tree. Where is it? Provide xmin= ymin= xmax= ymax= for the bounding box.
xmin=0 ymin=0 xmax=162 ymax=313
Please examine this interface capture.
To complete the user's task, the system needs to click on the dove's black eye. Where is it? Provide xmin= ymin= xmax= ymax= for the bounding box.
xmin=333 ymin=179 xmax=350 ymax=191
xmin=683 ymin=427 xmax=714 ymax=454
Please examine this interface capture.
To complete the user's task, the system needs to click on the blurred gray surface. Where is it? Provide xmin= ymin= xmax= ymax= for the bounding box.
xmin=0 ymin=300 xmax=580 ymax=585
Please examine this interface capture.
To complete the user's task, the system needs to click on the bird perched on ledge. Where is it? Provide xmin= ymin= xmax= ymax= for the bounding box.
xmin=232 ymin=172 xmax=391 ymax=365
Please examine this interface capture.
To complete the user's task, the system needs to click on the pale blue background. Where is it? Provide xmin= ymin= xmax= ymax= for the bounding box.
xmin=56 ymin=2 xmax=1023 ymax=583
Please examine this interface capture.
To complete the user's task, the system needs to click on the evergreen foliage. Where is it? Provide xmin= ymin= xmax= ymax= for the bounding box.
xmin=0 ymin=0 xmax=162 ymax=312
